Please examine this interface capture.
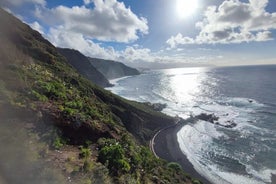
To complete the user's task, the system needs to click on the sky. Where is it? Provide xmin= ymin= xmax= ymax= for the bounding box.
xmin=1 ymin=0 xmax=276 ymax=68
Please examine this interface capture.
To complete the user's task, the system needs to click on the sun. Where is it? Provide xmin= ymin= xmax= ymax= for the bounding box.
xmin=176 ymin=0 xmax=199 ymax=18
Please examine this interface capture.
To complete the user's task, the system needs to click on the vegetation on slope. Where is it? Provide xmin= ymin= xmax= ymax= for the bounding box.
xmin=0 ymin=8 xmax=201 ymax=184
xmin=57 ymin=48 xmax=112 ymax=87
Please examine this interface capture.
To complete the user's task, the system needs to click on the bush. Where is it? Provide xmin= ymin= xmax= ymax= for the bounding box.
xmin=36 ymin=80 xmax=66 ymax=100
xmin=63 ymin=107 xmax=77 ymax=116
xmin=192 ymin=179 xmax=202 ymax=184
xmin=167 ymin=162 xmax=182 ymax=171
xmin=53 ymin=136 xmax=66 ymax=149
xmin=64 ymin=100 xmax=83 ymax=109
xmin=99 ymin=144 xmax=124 ymax=162
xmin=79 ymin=146 xmax=92 ymax=159
xmin=31 ymin=90 xmax=48 ymax=102
xmin=117 ymin=159 xmax=131 ymax=172
xmin=98 ymin=143 xmax=130 ymax=174
xmin=140 ymin=146 xmax=156 ymax=171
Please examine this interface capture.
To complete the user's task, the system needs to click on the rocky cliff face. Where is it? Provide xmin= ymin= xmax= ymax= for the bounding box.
xmin=57 ymin=48 xmax=112 ymax=87
xmin=88 ymin=57 xmax=140 ymax=79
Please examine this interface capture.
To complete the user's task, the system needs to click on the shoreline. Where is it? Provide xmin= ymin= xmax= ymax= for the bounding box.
xmin=152 ymin=122 xmax=211 ymax=184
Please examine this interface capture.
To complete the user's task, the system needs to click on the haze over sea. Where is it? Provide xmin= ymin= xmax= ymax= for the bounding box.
xmin=107 ymin=65 xmax=276 ymax=184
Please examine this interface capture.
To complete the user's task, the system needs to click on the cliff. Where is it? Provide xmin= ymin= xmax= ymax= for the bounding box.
xmin=57 ymin=48 xmax=112 ymax=87
xmin=88 ymin=57 xmax=140 ymax=79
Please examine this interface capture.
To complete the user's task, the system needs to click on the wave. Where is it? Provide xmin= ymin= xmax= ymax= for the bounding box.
xmin=108 ymin=76 xmax=134 ymax=86
xmin=256 ymin=110 xmax=276 ymax=116
xmin=177 ymin=121 xmax=276 ymax=184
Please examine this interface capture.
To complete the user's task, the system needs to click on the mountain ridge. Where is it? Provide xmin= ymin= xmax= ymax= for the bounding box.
xmin=88 ymin=57 xmax=140 ymax=79
xmin=57 ymin=48 xmax=112 ymax=87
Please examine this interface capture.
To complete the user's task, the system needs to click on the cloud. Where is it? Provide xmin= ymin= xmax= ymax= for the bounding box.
xmin=47 ymin=27 xmax=118 ymax=60
xmin=34 ymin=0 xmax=150 ymax=64
xmin=47 ymin=29 xmax=155 ymax=64
xmin=83 ymin=0 xmax=93 ymax=5
xmin=30 ymin=16 xmax=220 ymax=68
xmin=121 ymin=46 xmax=152 ymax=62
xmin=166 ymin=33 xmax=195 ymax=48
xmin=35 ymin=0 xmax=148 ymax=43
xmin=29 ymin=21 xmax=44 ymax=35
xmin=46 ymin=29 xmax=167 ymax=66
xmin=0 ymin=0 xmax=46 ymax=7
xmin=167 ymin=0 xmax=276 ymax=47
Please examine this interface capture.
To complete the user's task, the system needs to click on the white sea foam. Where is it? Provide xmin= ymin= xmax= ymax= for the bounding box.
xmin=223 ymin=97 xmax=265 ymax=108
xmin=205 ymin=165 xmax=272 ymax=184
xmin=246 ymin=166 xmax=276 ymax=183
xmin=108 ymin=76 xmax=133 ymax=86
xmin=177 ymin=122 xmax=276 ymax=184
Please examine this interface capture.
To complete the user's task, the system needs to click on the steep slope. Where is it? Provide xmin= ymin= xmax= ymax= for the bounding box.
xmin=57 ymin=48 xmax=112 ymax=87
xmin=0 ymin=8 xmax=199 ymax=184
xmin=89 ymin=57 xmax=140 ymax=79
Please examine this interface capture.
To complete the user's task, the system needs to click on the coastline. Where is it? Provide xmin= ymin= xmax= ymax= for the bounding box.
xmin=152 ymin=122 xmax=211 ymax=184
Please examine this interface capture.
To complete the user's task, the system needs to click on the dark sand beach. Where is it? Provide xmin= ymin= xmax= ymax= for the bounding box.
xmin=152 ymin=123 xmax=211 ymax=184
xmin=271 ymin=174 xmax=276 ymax=184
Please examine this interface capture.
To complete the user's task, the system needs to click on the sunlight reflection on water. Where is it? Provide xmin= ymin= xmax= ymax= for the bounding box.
xmin=162 ymin=67 xmax=207 ymax=105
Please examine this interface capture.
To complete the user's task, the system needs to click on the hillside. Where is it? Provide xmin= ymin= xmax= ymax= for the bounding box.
xmin=88 ymin=57 xmax=140 ymax=79
xmin=0 ymin=8 xmax=200 ymax=184
xmin=57 ymin=48 xmax=112 ymax=87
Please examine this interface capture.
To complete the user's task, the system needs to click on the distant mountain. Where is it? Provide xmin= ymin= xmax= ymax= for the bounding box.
xmin=88 ymin=57 xmax=140 ymax=79
xmin=57 ymin=48 xmax=112 ymax=87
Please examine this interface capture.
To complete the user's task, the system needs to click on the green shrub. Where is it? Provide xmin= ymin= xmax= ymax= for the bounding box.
xmin=36 ymin=80 xmax=66 ymax=100
xmin=63 ymin=107 xmax=77 ymax=116
xmin=167 ymin=162 xmax=182 ymax=171
xmin=117 ymin=159 xmax=131 ymax=172
xmin=98 ymin=143 xmax=130 ymax=174
xmin=140 ymin=146 xmax=156 ymax=171
xmin=58 ymin=105 xmax=64 ymax=111
xmin=31 ymin=90 xmax=48 ymax=102
xmin=192 ymin=179 xmax=202 ymax=184
xmin=53 ymin=136 xmax=66 ymax=149
xmin=99 ymin=144 xmax=124 ymax=161
xmin=79 ymin=146 xmax=92 ymax=159
xmin=64 ymin=100 xmax=83 ymax=109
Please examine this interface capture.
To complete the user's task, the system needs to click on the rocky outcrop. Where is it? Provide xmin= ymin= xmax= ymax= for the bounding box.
xmin=195 ymin=113 xmax=219 ymax=123
xmin=88 ymin=57 xmax=140 ymax=79
xmin=195 ymin=113 xmax=237 ymax=128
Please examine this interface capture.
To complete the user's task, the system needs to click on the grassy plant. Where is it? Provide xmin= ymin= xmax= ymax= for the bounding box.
xmin=79 ymin=146 xmax=92 ymax=159
xmin=82 ymin=160 xmax=93 ymax=172
xmin=53 ymin=136 xmax=66 ymax=149
xmin=167 ymin=162 xmax=182 ymax=171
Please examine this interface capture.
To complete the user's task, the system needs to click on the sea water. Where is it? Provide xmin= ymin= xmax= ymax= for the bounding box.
xmin=107 ymin=65 xmax=276 ymax=184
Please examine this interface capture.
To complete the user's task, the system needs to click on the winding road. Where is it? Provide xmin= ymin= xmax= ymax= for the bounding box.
xmin=149 ymin=118 xmax=181 ymax=158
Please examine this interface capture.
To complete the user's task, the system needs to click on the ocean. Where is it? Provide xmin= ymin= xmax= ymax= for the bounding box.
xmin=107 ymin=65 xmax=276 ymax=184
